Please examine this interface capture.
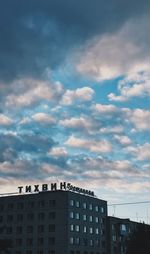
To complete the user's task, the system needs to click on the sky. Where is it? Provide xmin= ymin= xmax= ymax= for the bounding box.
xmin=0 ymin=0 xmax=150 ymax=223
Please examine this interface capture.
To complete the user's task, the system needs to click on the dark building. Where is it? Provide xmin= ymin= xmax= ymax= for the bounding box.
xmin=106 ymin=216 xmax=144 ymax=254
xmin=0 ymin=182 xmax=107 ymax=254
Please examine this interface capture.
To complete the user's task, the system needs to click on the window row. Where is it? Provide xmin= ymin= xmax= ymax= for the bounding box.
xmin=15 ymin=251 xmax=55 ymax=254
xmin=70 ymin=224 xmax=100 ymax=235
xmin=70 ymin=251 xmax=100 ymax=254
xmin=70 ymin=200 xmax=105 ymax=213
xmin=0 ymin=212 xmax=56 ymax=222
xmin=5 ymin=237 xmax=55 ymax=247
xmin=0 ymin=224 xmax=55 ymax=234
xmin=0 ymin=200 xmax=56 ymax=211
xmin=70 ymin=212 xmax=105 ymax=223
xmin=70 ymin=237 xmax=100 ymax=247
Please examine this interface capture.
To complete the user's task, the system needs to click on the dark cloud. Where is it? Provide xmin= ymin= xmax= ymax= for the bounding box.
xmin=0 ymin=132 xmax=56 ymax=162
xmin=0 ymin=0 xmax=150 ymax=82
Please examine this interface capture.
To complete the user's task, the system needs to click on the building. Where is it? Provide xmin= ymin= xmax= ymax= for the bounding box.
xmin=106 ymin=216 xmax=144 ymax=254
xmin=0 ymin=182 xmax=107 ymax=254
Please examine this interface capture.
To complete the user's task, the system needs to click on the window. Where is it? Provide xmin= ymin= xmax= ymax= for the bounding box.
xmin=49 ymin=237 xmax=55 ymax=245
xmin=70 ymin=224 xmax=74 ymax=231
xmin=0 ymin=227 xmax=3 ymax=234
xmin=27 ymin=213 xmax=34 ymax=220
xmin=0 ymin=216 xmax=3 ymax=222
xmin=17 ymin=202 xmax=24 ymax=209
xmin=95 ymin=205 xmax=99 ymax=212
xmin=89 ymin=227 xmax=93 ymax=234
xmin=26 ymin=238 xmax=33 ymax=246
xmin=49 ymin=212 xmax=55 ymax=219
xmin=7 ymin=215 xmax=13 ymax=222
xmin=95 ymin=228 xmax=99 ymax=235
xmin=39 ymin=200 xmax=45 ymax=208
xmin=121 ymin=224 xmax=126 ymax=231
xmin=75 ymin=237 xmax=80 ymax=245
xmin=83 ymin=202 xmax=87 ymax=209
xmin=49 ymin=251 xmax=55 ymax=254
xmin=49 ymin=224 xmax=55 ymax=232
xmin=101 ymin=229 xmax=105 ymax=235
xmin=27 ymin=226 xmax=33 ymax=233
xmin=101 ymin=207 xmax=104 ymax=213
xmin=83 ymin=226 xmax=87 ymax=233
xmin=6 ymin=227 xmax=12 ymax=234
xmin=89 ymin=215 xmax=93 ymax=222
xmin=83 ymin=238 xmax=88 ymax=246
xmin=49 ymin=200 xmax=56 ymax=207
xmin=16 ymin=238 xmax=22 ymax=247
xmin=101 ymin=218 xmax=105 ymax=224
xmin=70 ymin=237 xmax=74 ymax=245
xmin=28 ymin=201 xmax=34 ymax=208
xmin=38 ymin=225 xmax=44 ymax=233
xmin=38 ymin=213 xmax=45 ymax=220
xmin=26 ymin=251 xmax=32 ymax=254
xmin=89 ymin=204 xmax=93 ymax=210
xmin=76 ymin=201 xmax=80 ymax=207
xmin=75 ymin=213 xmax=80 ymax=220
xmin=17 ymin=214 xmax=23 ymax=221
xmin=95 ymin=217 xmax=99 ymax=223
xmin=38 ymin=238 xmax=44 ymax=246
xmin=83 ymin=214 xmax=87 ymax=221
xmin=8 ymin=203 xmax=14 ymax=210
xmin=112 ymin=235 xmax=116 ymax=241
xmin=90 ymin=239 xmax=94 ymax=246
xmin=16 ymin=226 xmax=22 ymax=234
xmin=70 ymin=212 xmax=74 ymax=219
xmin=75 ymin=225 xmax=80 ymax=232
xmin=0 ymin=204 xmax=4 ymax=211
xmin=95 ymin=239 xmax=100 ymax=246
xmin=70 ymin=251 xmax=74 ymax=254
xmin=70 ymin=200 xmax=74 ymax=206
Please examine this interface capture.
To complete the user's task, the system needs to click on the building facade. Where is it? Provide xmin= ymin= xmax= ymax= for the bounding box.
xmin=106 ymin=216 xmax=142 ymax=254
xmin=0 ymin=184 xmax=107 ymax=254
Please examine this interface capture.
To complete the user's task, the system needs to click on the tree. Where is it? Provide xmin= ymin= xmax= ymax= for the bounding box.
xmin=126 ymin=224 xmax=150 ymax=254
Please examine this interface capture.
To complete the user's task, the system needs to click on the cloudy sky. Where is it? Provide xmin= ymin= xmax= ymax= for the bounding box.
xmin=0 ymin=0 xmax=150 ymax=222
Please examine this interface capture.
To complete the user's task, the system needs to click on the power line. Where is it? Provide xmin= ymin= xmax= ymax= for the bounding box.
xmin=108 ymin=201 xmax=150 ymax=206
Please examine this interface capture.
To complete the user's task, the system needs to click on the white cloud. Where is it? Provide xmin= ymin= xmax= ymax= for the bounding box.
xmin=127 ymin=143 xmax=150 ymax=161
xmin=5 ymin=79 xmax=63 ymax=108
xmin=99 ymin=126 xmax=124 ymax=134
xmin=61 ymin=87 xmax=95 ymax=105
xmin=65 ymin=135 xmax=112 ymax=153
xmin=76 ymin=17 xmax=150 ymax=81
xmin=32 ymin=113 xmax=56 ymax=124
xmin=59 ymin=116 xmax=94 ymax=133
xmin=48 ymin=147 xmax=68 ymax=157
xmin=128 ymin=109 xmax=150 ymax=131
xmin=114 ymin=134 xmax=132 ymax=146
xmin=108 ymin=71 xmax=150 ymax=101
xmin=92 ymin=104 xmax=118 ymax=114
xmin=0 ymin=114 xmax=13 ymax=126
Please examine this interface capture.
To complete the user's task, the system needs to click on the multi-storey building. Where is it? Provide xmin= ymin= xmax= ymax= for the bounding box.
xmin=0 ymin=182 xmax=107 ymax=254
xmin=106 ymin=216 xmax=144 ymax=254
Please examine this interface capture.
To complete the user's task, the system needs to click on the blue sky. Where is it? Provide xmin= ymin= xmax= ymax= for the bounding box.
xmin=0 ymin=0 xmax=150 ymax=223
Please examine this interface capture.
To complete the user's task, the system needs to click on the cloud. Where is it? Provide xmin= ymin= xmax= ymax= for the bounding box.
xmin=65 ymin=135 xmax=112 ymax=153
xmin=4 ymin=79 xmax=63 ymax=109
xmin=0 ymin=114 xmax=13 ymax=126
xmin=61 ymin=87 xmax=95 ymax=105
xmin=76 ymin=15 xmax=150 ymax=81
xmin=1 ymin=0 xmax=149 ymax=82
xmin=31 ymin=113 xmax=56 ymax=125
xmin=127 ymin=109 xmax=150 ymax=131
xmin=126 ymin=143 xmax=150 ymax=161
xmin=108 ymin=71 xmax=150 ymax=101
xmin=92 ymin=103 xmax=118 ymax=114
xmin=114 ymin=134 xmax=132 ymax=146
xmin=59 ymin=116 xmax=95 ymax=134
xmin=48 ymin=147 xmax=68 ymax=158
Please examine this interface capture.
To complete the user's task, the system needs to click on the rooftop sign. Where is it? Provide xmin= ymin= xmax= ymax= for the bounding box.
xmin=18 ymin=182 xmax=95 ymax=197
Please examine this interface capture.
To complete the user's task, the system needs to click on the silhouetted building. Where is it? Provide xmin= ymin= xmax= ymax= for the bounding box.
xmin=106 ymin=216 xmax=145 ymax=254
xmin=0 ymin=182 xmax=107 ymax=254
